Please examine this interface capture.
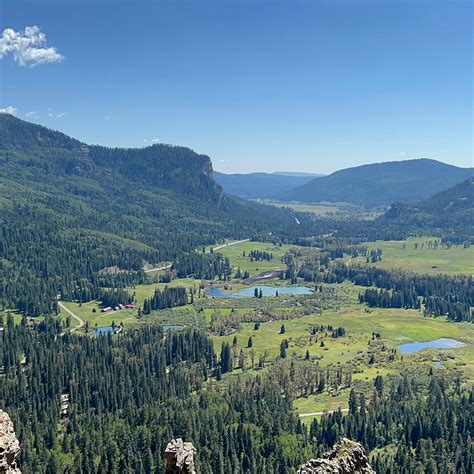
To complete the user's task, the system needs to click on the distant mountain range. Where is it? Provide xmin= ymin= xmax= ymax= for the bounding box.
xmin=276 ymin=159 xmax=473 ymax=207
xmin=272 ymin=171 xmax=322 ymax=177
xmin=213 ymin=171 xmax=324 ymax=199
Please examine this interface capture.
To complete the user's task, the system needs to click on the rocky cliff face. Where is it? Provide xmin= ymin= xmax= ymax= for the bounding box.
xmin=0 ymin=411 xmax=21 ymax=474
xmin=164 ymin=438 xmax=196 ymax=474
xmin=297 ymin=438 xmax=375 ymax=474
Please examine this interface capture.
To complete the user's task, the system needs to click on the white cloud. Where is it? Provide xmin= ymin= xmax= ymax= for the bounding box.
xmin=25 ymin=111 xmax=38 ymax=117
xmin=399 ymin=152 xmax=406 ymax=156
xmin=143 ymin=139 xmax=148 ymax=142
xmin=48 ymin=112 xmax=67 ymax=118
xmin=0 ymin=105 xmax=17 ymax=115
xmin=0 ymin=26 xmax=64 ymax=67
xmin=151 ymin=138 xmax=160 ymax=143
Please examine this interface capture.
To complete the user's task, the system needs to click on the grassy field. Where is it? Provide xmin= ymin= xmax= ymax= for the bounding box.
xmin=267 ymin=201 xmax=382 ymax=220
xmin=52 ymin=237 xmax=474 ymax=419
xmin=60 ymin=300 xmax=140 ymax=328
xmin=363 ymin=237 xmax=474 ymax=275
xmin=212 ymin=305 xmax=474 ymax=364
xmin=59 ymin=277 xmax=205 ymax=331
xmin=211 ymin=301 xmax=474 ymax=416
xmin=133 ymin=277 xmax=204 ymax=303
xmin=218 ymin=240 xmax=298 ymax=275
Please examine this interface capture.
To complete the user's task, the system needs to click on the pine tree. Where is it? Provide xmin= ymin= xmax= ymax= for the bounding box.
xmin=279 ymin=341 xmax=287 ymax=359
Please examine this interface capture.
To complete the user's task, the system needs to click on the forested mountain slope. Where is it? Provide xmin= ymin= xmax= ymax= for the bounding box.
xmin=379 ymin=177 xmax=474 ymax=243
xmin=213 ymin=171 xmax=320 ymax=198
xmin=277 ymin=159 xmax=473 ymax=207
xmin=0 ymin=115 xmax=317 ymax=315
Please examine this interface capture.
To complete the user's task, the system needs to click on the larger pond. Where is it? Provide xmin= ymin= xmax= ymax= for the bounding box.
xmin=207 ymin=285 xmax=313 ymax=299
xmin=398 ymin=338 xmax=466 ymax=354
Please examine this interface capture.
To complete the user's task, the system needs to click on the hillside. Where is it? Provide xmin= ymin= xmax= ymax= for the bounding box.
xmin=380 ymin=177 xmax=474 ymax=242
xmin=277 ymin=159 xmax=473 ymax=207
xmin=0 ymin=115 xmax=318 ymax=315
xmin=213 ymin=171 xmax=321 ymax=199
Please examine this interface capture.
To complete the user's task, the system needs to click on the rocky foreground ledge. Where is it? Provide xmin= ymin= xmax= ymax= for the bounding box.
xmin=297 ymin=437 xmax=375 ymax=474
xmin=2 ymin=418 xmax=372 ymax=474
xmin=163 ymin=436 xmax=374 ymax=473
xmin=0 ymin=411 xmax=21 ymax=474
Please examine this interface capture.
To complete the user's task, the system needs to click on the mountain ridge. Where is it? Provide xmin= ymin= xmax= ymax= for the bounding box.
xmin=379 ymin=177 xmax=474 ymax=241
xmin=277 ymin=158 xmax=473 ymax=207
xmin=0 ymin=114 xmax=321 ymax=314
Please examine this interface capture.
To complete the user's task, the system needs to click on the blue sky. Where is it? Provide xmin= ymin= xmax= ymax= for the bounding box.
xmin=1 ymin=0 xmax=472 ymax=173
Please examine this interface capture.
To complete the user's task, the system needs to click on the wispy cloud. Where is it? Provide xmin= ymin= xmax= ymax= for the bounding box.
xmin=399 ymin=152 xmax=406 ymax=156
xmin=25 ymin=111 xmax=38 ymax=117
xmin=151 ymin=138 xmax=160 ymax=143
xmin=0 ymin=26 xmax=63 ymax=67
xmin=48 ymin=112 xmax=67 ymax=118
xmin=0 ymin=105 xmax=17 ymax=115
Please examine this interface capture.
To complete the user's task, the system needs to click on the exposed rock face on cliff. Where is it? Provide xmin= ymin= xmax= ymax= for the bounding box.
xmin=297 ymin=438 xmax=375 ymax=474
xmin=0 ymin=411 xmax=21 ymax=474
xmin=164 ymin=438 xmax=196 ymax=474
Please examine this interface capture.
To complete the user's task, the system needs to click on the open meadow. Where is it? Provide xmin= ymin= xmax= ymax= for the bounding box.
xmin=211 ymin=301 xmax=474 ymax=417
xmin=217 ymin=240 xmax=298 ymax=275
xmin=267 ymin=201 xmax=383 ymax=220
xmin=58 ymin=237 xmax=474 ymax=418
xmin=363 ymin=237 xmax=474 ymax=275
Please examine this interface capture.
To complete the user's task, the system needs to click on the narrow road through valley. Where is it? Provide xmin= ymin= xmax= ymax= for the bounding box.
xmin=58 ymin=301 xmax=85 ymax=330
xmin=213 ymin=238 xmax=250 ymax=251
xmin=144 ymin=263 xmax=172 ymax=274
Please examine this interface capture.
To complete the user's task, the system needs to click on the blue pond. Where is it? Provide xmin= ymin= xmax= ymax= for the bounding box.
xmin=93 ymin=325 xmax=116 ymax=336
xmin=207 ymin=285 xmax=313 ymax=299
xmin=163 ymin=324 xmax=185 ymax=331
xmin=398 ymin=338 xmax=465 ymax=354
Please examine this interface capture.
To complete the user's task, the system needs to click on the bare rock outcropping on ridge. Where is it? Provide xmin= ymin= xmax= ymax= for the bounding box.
xmin=297 ymin=438 xmax=375 ymax=474
xmin=0 ymin=410 xmax=21 ymax=474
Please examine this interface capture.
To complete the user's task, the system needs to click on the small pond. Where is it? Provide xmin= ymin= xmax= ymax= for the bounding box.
xmin=207 ymin=285 xmax=313 ymax=299
xmin=163 ymin=324 xmax=185 ymax=331
xmin=398 ymin=338 xmax=465 ymax=354
xmin=94 ymin=324 xmax=184 ymax=335
xmin=93 ymin=325 xmax=116 ymax=336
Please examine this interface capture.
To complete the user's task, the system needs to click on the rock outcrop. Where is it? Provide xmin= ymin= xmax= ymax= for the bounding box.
xmin=0 ymin=411 xmax=21 ymax=473
xmin=297 ymin=438 xmax=375 ymax=474
xmin=164 ymin=438 xmax=196 ymax=474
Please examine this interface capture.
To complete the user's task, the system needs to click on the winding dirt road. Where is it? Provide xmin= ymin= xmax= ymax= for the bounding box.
xmin=58 ymin=301 xmax=85 ymax=330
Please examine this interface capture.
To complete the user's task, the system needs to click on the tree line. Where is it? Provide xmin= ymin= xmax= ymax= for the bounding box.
xmin=142 ymin=287 xmax=188 ymax=313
